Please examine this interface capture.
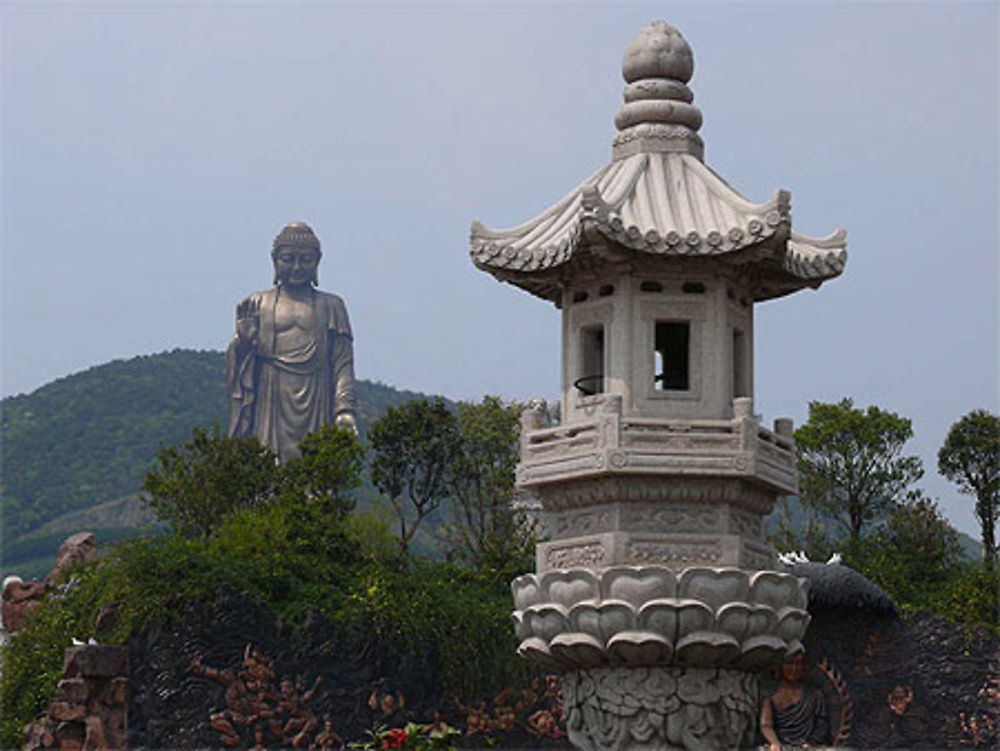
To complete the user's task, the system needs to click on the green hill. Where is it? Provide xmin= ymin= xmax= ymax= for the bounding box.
xmin=1 ymin=349 xmax=433 ymax=560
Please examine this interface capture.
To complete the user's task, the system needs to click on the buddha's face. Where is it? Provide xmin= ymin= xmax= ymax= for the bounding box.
xmin=780 ymin=654 xmax=806 ymax=683
xmin=274 ymin=245 xmax=320 ymax=287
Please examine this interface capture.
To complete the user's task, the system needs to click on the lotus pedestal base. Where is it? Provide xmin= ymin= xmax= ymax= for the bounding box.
xmin=564 ymin=666 xmax=757 ymax=751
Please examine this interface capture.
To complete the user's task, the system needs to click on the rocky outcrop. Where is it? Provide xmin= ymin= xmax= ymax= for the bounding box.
xmin=2 ymin=533 xmax=98 ymax=635
xmin=2 ymin=577 xmax=47 ymax=633
xmin=22 ymin=645 xmax=128 ymax=751
xmin=47 ymin=533 xmax=98 ymax=585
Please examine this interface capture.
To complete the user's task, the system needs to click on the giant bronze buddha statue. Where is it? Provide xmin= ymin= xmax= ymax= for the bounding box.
xmin=227 ymin=221 xmax=356 ymax=460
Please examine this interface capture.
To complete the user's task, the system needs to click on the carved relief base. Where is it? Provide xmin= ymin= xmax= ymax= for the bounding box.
xmin=564 ymin=666 xmax=757 ymax=751
xmin=537 ymin=531 xmax=775 ymax=572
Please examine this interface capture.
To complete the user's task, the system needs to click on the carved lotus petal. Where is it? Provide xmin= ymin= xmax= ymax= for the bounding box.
xmin=607 ymin=630 xmax=672 ymax=665
xmin=511 ymin=574 xmax=541 ymax=611
xmin=596 ymin=600 xmax=636 ymax=643
xmin=551 ymin=632 xmax=607 ymax=667
xmin=636 ymin=599 xmax=679 ymax=643
xmin=600 ymin=566 xmax=676 ymax=607
xmin=512 ymin=611 xmax=532 ymax=642
xmin=526 ymin=604 xmax=569 ymax=643
xmin=517 ymin=637 xmax=564 ymax=670
xmin=675 ymin=631 xmax=741 ymax=667
xmin=568 ymin=602 xmax=603 ymax=641
xmin=736 ymin=635 xmax=788 ymax=670
xmin=785 ymin=640 xmax=806 ymax=659
xmin=716 ymin=602 xmax=752 ymax=642
xmin=774 ymin=608 xmax=811 ymax=643
xmin=743 ymin=604 xmax=777 ymax=640
xmin=543 ymin=570 xmax=600 ymax=609
xmin=674 ymin=599 xmax=714 ymax=640
xmin=749 ymin=570 xmax=808 ymax=610
xmin=678 ymin=568 xmax=748 ymax=611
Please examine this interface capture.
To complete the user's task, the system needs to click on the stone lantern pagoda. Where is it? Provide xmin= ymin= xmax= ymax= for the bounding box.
xmin=470 ymin=21 xmax=847 ymax=751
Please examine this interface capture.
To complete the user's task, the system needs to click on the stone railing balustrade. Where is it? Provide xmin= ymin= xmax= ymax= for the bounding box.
xmin=518 ymin=395 xmax=797 ymax=496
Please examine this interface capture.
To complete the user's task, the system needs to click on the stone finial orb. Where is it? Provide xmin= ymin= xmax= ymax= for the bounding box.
xmin=614 ymin=22 xmax=703 ymax=158
xmin=621 ymin=21 xmax=694 ymax=84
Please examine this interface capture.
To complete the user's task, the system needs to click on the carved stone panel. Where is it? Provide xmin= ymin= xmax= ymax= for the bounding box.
xmin=625 ymin=537 xmax=725 ymax=567
xmin=564 ymin=666 xmax=758 ymax=751
xmin=540 ymin=538 xmax=609 ymax=570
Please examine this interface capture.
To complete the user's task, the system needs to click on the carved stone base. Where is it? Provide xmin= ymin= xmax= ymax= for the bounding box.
xmin=564 ymin=666 xmax=757 ymax=751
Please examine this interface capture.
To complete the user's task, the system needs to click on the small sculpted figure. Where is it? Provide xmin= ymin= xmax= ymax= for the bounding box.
xmin=760 ymin=654 xmax=830 ymax=750
xmin=228 ymin=222 xmax=356 ymax=460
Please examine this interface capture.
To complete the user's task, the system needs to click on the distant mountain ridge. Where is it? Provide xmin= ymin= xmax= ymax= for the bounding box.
xmin=1 ymin=349 xmax=433 ymax=552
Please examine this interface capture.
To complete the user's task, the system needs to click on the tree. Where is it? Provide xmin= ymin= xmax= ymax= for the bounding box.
xmin=441 ymin=397 xmax=536 ymax=575
xmin=847 ymin=492 xmax=962 ymax=610
xmin=143 ymin=425 xmax=277 ymax=538
xmin=278 ymin=424 xmax=365 ymax=521
xmin=795 ymin=398 xmax=923 ymax=541
xmin=938 ymin=409 xmax=1000 ymax=571
xmin=369 ymin=398 xmax=458 ymax=551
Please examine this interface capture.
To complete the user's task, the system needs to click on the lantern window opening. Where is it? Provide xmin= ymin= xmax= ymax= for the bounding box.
xmin=577 ymin=325 xmax=606 ymax=396
xmin=684 ymin=282 xmax=706 ymax=295
xmin=599 ymin=284 xmax=615 ymax=297
xmin=640 ymin=280 xmax=664 ymax=293
xmin=654 ymin=320 xmax=690 ymax=391
xmin=572 ymin=290 xmax=589 ymax=303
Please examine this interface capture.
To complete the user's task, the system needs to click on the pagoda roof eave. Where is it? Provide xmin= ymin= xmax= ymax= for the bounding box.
xmin=470 ymin=151 xmax=847 ymax=302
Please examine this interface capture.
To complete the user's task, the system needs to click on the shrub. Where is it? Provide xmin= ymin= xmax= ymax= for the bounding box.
xmin=143 ymin=425 xmax=277 ymax=538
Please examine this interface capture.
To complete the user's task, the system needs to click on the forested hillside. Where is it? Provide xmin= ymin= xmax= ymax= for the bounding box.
xmin=1 ymin=349 xmax=430 ymax=548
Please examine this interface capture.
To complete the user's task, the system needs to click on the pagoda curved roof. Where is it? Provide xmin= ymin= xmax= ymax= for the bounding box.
xmin=470 ymin=151 xmax=847 ymax=303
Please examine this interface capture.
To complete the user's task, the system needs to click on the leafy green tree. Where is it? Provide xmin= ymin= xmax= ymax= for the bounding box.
xmin=143 ymin=425 xmax=277 ymax=538
xmin=441 ymin=397 xmax=536 ymax=576
xmin=795 ymin=398 xmax=923 ymax=541
xmin=369 ymin=398 xmax=458 ymax=550
xmin=938 ymin=409 xmax=1000 ymax=571
xmin=847 ymin=492 xmax=962 ymax=610
xmin=278 ymin=424 xmax=365 ymax=520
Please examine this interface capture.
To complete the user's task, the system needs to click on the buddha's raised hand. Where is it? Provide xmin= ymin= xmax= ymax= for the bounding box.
xmin=236 ymin=298 xmax=260 ymax=344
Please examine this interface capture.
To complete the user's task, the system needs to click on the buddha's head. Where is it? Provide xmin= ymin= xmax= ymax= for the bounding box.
xmin=272 ymin=221 xmax=321 ymax=287
xmin=779 ymin=653 xmax=807 ymax=683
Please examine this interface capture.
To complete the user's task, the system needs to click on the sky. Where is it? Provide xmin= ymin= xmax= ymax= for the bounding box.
xmin=2 ymin=1 xmax=997 ymax=537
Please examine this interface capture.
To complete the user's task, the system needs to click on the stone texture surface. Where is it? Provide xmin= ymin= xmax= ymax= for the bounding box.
xmin=22 ymin=645 xmax=128 ymax=751
xmin=2 ymin=577 xmax=47 ymax=632
xmin=47 ymin=532 xmax=98 ymax=585
xmin=3 ymin=532 xmax=98 ymax=634
xmin=564 ymin=666 xmax=757 ymax=751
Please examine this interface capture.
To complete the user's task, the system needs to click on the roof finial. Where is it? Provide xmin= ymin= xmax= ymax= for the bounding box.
xmin=613 ymin=22 xmax=704 ymax=161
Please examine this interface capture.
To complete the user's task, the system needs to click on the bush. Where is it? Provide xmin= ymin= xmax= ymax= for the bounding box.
xmin=928 ymin=564 xmax=1000 ymax=632
xmin=1 ymin=509 xmax=527 ymax=748
xmin=143 ymin=425 xmax=278 ymax=538
xmin=341 ymin=560 xmax=529 ymax=700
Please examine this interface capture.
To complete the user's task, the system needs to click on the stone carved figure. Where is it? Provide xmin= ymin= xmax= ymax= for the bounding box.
xmin=759 ymin=654 xmax=830 ymax=750
xmin=227 ymin=222 xmax=356 ymax=460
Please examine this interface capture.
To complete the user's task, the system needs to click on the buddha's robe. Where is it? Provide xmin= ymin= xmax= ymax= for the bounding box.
xmin=769 ymin=689 xmax=830 ymax=747
xmin=227 ymin=287 xmax=355 ymax=461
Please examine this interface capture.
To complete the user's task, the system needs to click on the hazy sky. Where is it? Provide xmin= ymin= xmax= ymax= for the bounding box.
xmin=2 ymin=2 xmax=997 ymax=537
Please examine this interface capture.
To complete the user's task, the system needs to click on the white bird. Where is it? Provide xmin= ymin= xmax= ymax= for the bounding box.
xmin=827 ymin=552 xmax=843 ymax=565
xmin=777 ymin=550 xmax=812 ymax=565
